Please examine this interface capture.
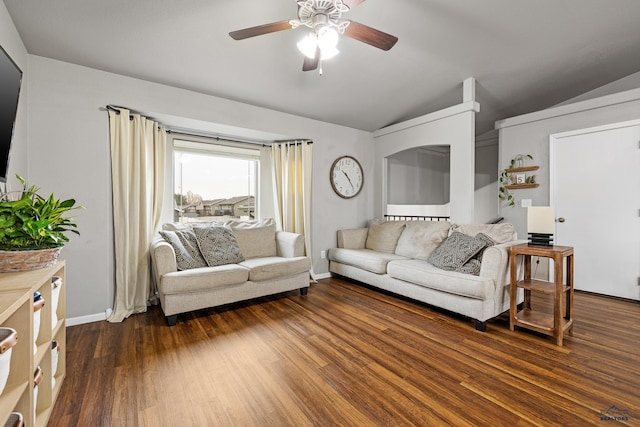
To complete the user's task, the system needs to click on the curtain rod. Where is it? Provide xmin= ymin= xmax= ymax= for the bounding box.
xmin=106 ymin=105 xmax=159 ymax=123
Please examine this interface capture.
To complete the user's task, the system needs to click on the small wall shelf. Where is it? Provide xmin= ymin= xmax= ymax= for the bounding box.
xmin=504 ymin=183 xmax=539 ymax=189
xmin=505 ymin=166 xmax=539 ymax=173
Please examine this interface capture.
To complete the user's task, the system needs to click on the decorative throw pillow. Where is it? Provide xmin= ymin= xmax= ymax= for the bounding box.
xmin=456 ymin=233 xmax=496 ymax=276
xmin=226 ymin=218 xmax=277 ymax=259
xmin=365 ymin=221 xmax=406 ymax=254
xmin=427 ymin=232 xmax=486 ymax=271
xmin=159 ymin=229 xmax=207 ymax=271
xmin=193 ymin=226 xmax=245 ymax=267
xmin=457 ymin=259 xmax=482 ymax=275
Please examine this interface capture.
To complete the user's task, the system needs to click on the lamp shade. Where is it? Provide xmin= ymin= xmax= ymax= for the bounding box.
xmin=527 ymin=207 xmax=555 ymax=234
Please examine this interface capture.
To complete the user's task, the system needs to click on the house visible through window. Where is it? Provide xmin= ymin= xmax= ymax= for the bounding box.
xmin=173 ymin=138 xmax=259 ymax=223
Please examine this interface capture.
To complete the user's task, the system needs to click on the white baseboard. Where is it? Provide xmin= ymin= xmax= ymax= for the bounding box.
xmin=314 ymin=272 xmax=332 ymax=280
xmin=66 ymin=308 xmax=113 ymax=326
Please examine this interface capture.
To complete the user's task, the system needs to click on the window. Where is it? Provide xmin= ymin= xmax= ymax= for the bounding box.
xmin=173 ymin=138 xmax=260 ymax=223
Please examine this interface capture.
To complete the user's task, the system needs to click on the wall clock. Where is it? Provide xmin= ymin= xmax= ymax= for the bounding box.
xmin=330 ymin=155 xmax=363 ymax=199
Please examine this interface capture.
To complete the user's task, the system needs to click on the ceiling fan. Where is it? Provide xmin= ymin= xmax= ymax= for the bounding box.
xmin=229 ymin=0 xmax=398 ymax=72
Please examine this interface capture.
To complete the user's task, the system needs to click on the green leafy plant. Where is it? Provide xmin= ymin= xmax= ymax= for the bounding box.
xmin=499 ymin=154 xmax=533 ymax=208
xmin=0 ymin=175 xmax=82 ymax=250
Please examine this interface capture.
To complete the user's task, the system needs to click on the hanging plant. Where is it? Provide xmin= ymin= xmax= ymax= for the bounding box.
xmin=499 ymin=154 xmax=533 ymax=208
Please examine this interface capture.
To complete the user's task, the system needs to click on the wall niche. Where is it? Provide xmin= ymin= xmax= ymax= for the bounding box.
xmin=386 ymin=145 xmax=450 ymax=205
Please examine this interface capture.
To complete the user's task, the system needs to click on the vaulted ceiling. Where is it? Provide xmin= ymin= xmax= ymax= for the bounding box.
xmin=5 ymin=0 xmax=640 ymax=135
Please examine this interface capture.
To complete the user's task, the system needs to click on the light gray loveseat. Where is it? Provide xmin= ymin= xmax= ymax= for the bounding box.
xmin=151 ymin=218 xmax=311 ymax=325
xmin=328 ymin=220 xmax=524 ymax=331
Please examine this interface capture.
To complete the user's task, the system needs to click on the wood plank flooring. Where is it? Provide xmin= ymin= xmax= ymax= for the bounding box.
xmin=50 ymin=277 xmax=639 ymax=426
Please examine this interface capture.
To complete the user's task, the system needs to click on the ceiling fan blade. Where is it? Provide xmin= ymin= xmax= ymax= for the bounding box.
xmin=229 ymin=20 xmax=293 ymax=40
xmin=343 ymin=20 xmax=398 ymax=51
xmin=342 ymin=0 xmax=368 ymax=9
xmin=302 ymin=47 xmax=321 ymax=72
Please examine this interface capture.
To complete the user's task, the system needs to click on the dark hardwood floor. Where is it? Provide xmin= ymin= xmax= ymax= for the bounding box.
xmin=50 ymin=277 xmax=639 ymax=426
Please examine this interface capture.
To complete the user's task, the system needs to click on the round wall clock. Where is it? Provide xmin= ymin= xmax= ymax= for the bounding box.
xmin=330 ymin=155 xmax=364 ymax=199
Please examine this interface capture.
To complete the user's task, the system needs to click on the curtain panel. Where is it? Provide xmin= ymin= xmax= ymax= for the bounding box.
xmin=270 ymin=140 xmax=314 ymax=279
xmin=108 ymin=108 xmax=166 ymax=322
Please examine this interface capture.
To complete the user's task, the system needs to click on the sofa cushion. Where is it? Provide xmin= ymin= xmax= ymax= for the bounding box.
xmin=160 ymin=264 xmax=250 ymax=294
xmin=451 ymin=223 xmax=515 ymax=243
xmin=427 ymin=232 xmax=486 ymax=271
xmin=329 ymin=248 xmax=407 ymax=274
xmin=387 ymin=259 xmax=495 ymax=300
xmin=394 ymin=221 xmax=452 ymax=260
xmin=365 ymin=221 xmax=406 ymax=254
xmin=159 ymin=229 xmax=207 ymax=270
xmin=226 ymin=218 xmax=277 ymax=259
xmin=239 ymin=256 xmax=311 ymax=281
xmin=193 ymin=226 xmax=245 ymax=267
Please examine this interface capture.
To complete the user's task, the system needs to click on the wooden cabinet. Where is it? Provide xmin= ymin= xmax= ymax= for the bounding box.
xmin=509 ymin=245 xmax=574 ymax=345
xmin=0 ymin=262 xmax=66 ymax=426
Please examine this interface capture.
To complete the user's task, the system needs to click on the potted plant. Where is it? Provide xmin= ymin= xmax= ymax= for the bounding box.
xmin=499 ymin=154 xmax=534 ymax=208
xmin=0 ymin=175 xmax=82 ymax=272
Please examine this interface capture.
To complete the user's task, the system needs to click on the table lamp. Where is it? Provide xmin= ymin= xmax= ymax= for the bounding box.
xmin=527 ymin=206 xmax=555 ymax=246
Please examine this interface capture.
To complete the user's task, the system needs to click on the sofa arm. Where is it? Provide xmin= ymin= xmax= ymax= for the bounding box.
xmin=150 ymin=235 xmax=178 ymax=279
xmin=479 ymin=240 xmax=527 ymax=287
xmin=337 ymin=228 xmax=368 ymax=249
xmin=276 ymin=231 xmax=305 ymax=258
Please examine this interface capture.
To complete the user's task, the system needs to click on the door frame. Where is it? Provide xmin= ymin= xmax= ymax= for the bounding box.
xmin=549 ymin=118 xmax=640 ymax=285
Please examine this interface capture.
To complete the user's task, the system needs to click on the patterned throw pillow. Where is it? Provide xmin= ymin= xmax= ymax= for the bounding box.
xmin=193 ymin=226 xmax=245 ymax=267
xmin=472 ymin=233 xmax=496 ymax=262
xmin=427 ymin=232 xmax=486 ymax=271
xmin=457 ymin=259 xmax=482 ymax=275
xmin=159 ymin=229 xmax=208 ymax=270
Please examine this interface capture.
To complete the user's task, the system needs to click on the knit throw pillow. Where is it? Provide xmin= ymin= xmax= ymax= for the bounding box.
xmin=193 ymin=226 xmax=245 ymax=267
xmin=427 ymin=232 xmax=486 ymax=271
xmin=159 ymin=229 xmax=207 ymax=270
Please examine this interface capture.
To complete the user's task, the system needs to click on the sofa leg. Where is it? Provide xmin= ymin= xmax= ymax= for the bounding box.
xmin=166 ymin=315 xmax=177 ymax=326
xmin=474 ymin=320 xmax=487 ymax=332
xmin=300 ymin=287 xmax=309 ymax=296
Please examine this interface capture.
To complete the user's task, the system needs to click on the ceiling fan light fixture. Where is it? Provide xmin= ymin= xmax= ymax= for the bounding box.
xmin=297 ymin=33 xmax=318 ymax=59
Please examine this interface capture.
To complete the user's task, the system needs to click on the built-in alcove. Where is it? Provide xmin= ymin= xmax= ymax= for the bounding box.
xmin=386 ymin=145 xmax=451 ymax=205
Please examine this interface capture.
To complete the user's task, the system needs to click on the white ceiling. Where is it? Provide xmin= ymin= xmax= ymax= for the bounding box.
xmin=5 ymin=0 xmax=640 ymax=135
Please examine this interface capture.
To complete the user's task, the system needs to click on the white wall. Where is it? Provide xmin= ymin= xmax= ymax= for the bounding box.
xmin=497 ymin=88 xmax=640 ymax=236
xmin=27 ymin=55 xmax=373 ymax=319
xmin=0 ymin=3 xmax=28 ymax=187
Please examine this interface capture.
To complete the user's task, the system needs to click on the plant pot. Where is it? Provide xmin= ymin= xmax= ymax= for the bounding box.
xmin=0 ymin=327 xmax=18 ymax=395
xmin=0 ymin=247 xmax=62 ymax=273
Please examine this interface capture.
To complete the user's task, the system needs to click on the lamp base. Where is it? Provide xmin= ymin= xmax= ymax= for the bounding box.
xmin=528 ymin=233 xmax=554 ymax=247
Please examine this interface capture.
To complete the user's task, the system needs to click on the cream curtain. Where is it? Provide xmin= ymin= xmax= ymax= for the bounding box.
xmin=108 ymin=108 xmax=166 ymax=322
xmin=270 ymin=141 xmax=315 ymax=279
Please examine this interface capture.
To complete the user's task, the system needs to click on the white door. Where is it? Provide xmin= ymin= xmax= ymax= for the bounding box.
xmin=552 ymin=121 xmax=640 ymax=301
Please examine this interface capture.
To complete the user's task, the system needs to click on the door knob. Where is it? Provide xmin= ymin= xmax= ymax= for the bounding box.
xmin=557 ymin=217 xmax=565 ymax=223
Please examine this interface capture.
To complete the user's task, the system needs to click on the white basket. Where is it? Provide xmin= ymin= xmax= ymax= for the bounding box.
xmin=51 ymin=341 xmax=59 ymax=389
xmin=33 ymin=296 xmax=45 ymax=355
xmin=0 ymin=328 xmax=18 ymax=395
xmin=4 ymin=412 xmax=24 ymax=427
xmin=33 ymin=366 xmax=43 ymax=424
xmin=51 ymin=276 xmax=62 ymax=327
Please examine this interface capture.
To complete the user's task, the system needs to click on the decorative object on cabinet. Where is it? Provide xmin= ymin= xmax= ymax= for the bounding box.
xmin=330 ymin=155 xmax=363 ymax=199
xmin=0 ymin=175 xmax=82 ymax=272
xmin=527 ymin=206 xmax=555 ymax=246
xmin=0 ymin=262 xmax=66 ymax=426
xmin=499 ymin=154 xmax=538 ymax=207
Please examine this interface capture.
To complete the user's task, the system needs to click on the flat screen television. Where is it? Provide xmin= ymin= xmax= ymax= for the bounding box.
xmin=0 ymin=44 xmax=23 ymax=183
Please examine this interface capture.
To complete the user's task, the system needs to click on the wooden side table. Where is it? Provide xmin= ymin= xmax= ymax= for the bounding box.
xmin=509 ymin=244 xmax=574 ymax=346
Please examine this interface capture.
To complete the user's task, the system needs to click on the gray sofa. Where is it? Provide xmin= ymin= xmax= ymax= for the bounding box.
xmin=150 ymin=218 xmax=311 ymax=325
xmin=329 ymin=221 xmax=524 ymax=331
